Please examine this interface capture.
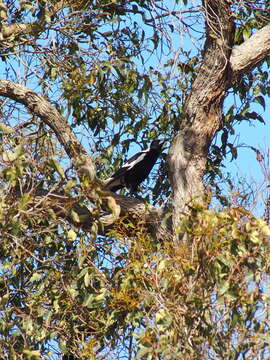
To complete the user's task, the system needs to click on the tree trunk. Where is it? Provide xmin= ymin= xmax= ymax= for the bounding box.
xmin=168 ymin=0 xmax=235 ymax=231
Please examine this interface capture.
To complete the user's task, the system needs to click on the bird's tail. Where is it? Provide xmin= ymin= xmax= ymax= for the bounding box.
xmin=103 ymin=177 xmax=123 ymax=192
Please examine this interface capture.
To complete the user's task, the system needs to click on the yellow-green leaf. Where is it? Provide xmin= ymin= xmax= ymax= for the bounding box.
xmin=3 ymin=145 xmax=23 ymax=162
xmin=70 ymin=209 xmax=80 ymax=223
xmin=50 ymin=158 xmax=66 ymax=179
xmin=67 ymin=229 xmax=77 ymax=241
xmin=0 ymin=122 xmax=14 ymax=134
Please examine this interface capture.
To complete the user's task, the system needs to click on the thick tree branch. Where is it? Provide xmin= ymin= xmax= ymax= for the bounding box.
xmin=230 ymin=23 xmax=270 ymax=75
xmin=0 ymin=1 xmax=65 ymax=45
xmin=168 ymin=3 xmax=270 ymax=233
xmin=0 ymin=80 xmax=96 ymax=180
xmin=15 ymin=188 xmax=167 ymax=240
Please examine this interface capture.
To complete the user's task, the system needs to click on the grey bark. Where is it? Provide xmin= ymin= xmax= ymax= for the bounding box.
xmin=231 ymin=23 xmax=270 ymax=75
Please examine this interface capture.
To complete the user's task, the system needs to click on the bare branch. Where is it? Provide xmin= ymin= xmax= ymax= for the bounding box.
xmin=144 ymin=9 xmax=201 ymax=23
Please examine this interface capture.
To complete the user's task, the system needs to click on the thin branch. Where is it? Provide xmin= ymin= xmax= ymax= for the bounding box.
xmin=144 ymin=9 xmax=202 ymax=23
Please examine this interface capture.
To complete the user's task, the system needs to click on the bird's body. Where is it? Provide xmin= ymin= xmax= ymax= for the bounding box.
xmin=105 ymin=139 xmax=165 ymax=193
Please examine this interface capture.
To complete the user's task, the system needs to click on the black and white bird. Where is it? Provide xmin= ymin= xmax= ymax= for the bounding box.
xmin=104 ymin=139 xmax=166 ymax=193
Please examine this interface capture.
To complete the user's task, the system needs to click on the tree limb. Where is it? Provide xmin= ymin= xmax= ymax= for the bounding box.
xmin=230 ymin=23 xmax=270 ymax=75
xmin=0 ymin=80 xmax=96 ymax=180
xmin=1 ymin=22 xmax=44 ymax=39
xmin=168 ymin=3 xmax=270 ymax=232
xmin=15 ymin=188 xmax=167 ymax=240
xmin=0 ymin=1 xmax=65 ymax=45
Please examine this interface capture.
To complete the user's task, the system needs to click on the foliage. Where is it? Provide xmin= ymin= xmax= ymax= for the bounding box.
xmin=1 ymin=182 xmax=270 ymax=359
xmin=1 ymin=0 xmax=270 ymax=359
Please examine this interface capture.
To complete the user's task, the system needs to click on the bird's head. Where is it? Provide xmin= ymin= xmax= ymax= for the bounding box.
xmin=150 ymin=139 xmax=167 ymax=150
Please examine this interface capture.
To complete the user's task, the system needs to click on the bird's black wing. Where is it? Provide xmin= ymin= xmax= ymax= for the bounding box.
xmin=110 ymin=150 xmax=147 ymax=179
xmin=104 ymin=149 xmax=149 ymax=192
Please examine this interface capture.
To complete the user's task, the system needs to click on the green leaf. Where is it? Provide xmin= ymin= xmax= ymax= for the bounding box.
xmin=70 ymin=209 xmax=80 ymax=223
xmin=84 ymin=271 xmax=90 ymax=287
xmin=136 ymin=345 xmax=151 ymax=359
xmin=22 ymin=350 xmax=41 ymax=360
xmin=157 ymin=259 xmax=167 ymax=272
xmin=254 ymin=95 xmax=265 ymax=110
xmin=156 ymin=308 xmax=167 ymax=323
xmin=242 ymin=26 xmax=251 ymax=40
xmin=50 ymin=158 xmax=66 ymax=179
xmin=83 ymin=293 xmax=94 ymax=308
xmin=231 ymin=309 xmax=241 ymax=327
xmin=53 ymin=298 xmax=60 ymax=313
xmin=227 ymin=143 xmax=238 ymax=161
xmin=19 ymin=193 xmax=32 ymax=210
xmin=261 ymin=224 xmax=270 ymax=237
xmin=29 ymin=272 xmax=43 ymax=282
xmin=50 ymin=67 xmax=57 ymax=80
xmin=249 ymin=231 xmax=261 ymax=244
xmin=67 ymin=286 xmax=79 ymax=299
xmin=219 ymin=281 xmax=230 ymax=296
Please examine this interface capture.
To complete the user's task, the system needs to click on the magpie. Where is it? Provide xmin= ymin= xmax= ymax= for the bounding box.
xmin=104 ymin=139 xmax=166 ymax=193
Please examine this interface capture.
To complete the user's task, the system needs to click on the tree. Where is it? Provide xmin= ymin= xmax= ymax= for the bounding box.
xmin=0 ymin=0 xmax=270 ymax=359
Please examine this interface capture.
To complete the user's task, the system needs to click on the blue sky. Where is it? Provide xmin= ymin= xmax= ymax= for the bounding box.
xmin=226 ymin=113 xmax=269 ymax=179
xmin=221 ymin=98 xmax=270 ymax=216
